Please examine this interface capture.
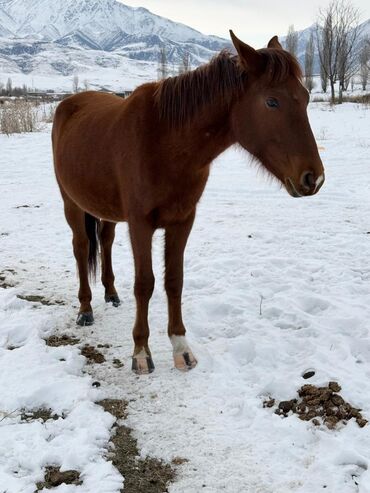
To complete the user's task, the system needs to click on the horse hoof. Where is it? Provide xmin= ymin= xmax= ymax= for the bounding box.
xmin=173 ymin=351 xmax=197 ymax=371
xmin=105 ymin=294 xmax=121 ymax=307
xmin=132 ymin=354 xmax=155 ymax=375
xmin=76 ymin=312 xmax=94 ymax=326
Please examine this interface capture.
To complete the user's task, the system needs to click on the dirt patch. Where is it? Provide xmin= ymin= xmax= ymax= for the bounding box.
xmin=81 ymin=344 xmax=106 ymax=364
xmin=35 ymin=466 xmax=82 ymax=491
xmin=264 ymin=382 xmax=368 ymax=429
xmin=21 ymin=408 xmax=61 ymax=422
xmin=171 ymin=457 xmax=189 ymax=466
xmin=111 ymin=424 xmax=175 ymax=493
xmin=97 ymin=399 xmax=175 ymax=492
xmin=97 ymin=399 xmax=127 ymax=420
xmin=45 ymin=334 xmax=80 ymax=347
xmin=17 ymin=294 xmax=66 ymax=306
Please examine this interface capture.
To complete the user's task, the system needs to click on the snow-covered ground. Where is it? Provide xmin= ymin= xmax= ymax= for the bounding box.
xmin=1 ymin=102 xmax=370 ymax=492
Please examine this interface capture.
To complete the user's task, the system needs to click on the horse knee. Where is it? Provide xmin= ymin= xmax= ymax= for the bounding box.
xmin=134 ymin=274 xmax=155 ymax=299
xmin=165 ymin=277 xmax=182 ymax=299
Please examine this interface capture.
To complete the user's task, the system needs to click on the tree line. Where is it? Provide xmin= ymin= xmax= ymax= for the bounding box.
xmin=285 ymin=0 xmax=369 ymax=103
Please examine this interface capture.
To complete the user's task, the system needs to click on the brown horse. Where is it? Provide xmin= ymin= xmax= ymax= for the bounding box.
xmin=52 ymin=32 xmax=324 ymax=374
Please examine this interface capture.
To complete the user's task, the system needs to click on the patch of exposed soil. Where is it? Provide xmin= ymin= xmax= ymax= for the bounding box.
xmin=264 ymin=382 xmax=368 ymax=429
xmin=111 ymin=424 xmax=175 ymax=493
xmin=97 ymin=399 xmax=175 ymax=493
xmin=98 ymin=399 xmax=127 ymax=420
xmin=171 ymin=457 xmax=189 ymax=466
xmin=81 ymin=344 xmax=106 ymax=364
xmin=21 ymin=408 xmax=61 ymax=422
xmin=45 ymin=334 xmax=80 ymax=347
xmin=35 ymin=466 xmax=82 ymax=491
xmin=17 ymin=294 xmax=66 ymax=306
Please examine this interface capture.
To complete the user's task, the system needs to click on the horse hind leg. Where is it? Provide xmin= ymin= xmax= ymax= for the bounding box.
xmin=64 ymin=197 xmax=98 ymax=326
xmin=100 ymin=220 xmax=120 ymax=307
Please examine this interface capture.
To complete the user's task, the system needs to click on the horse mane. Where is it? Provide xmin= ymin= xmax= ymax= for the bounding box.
xmin=155 ymin=48 xmax=302 ymax=127
xmin=258 ymin=48 xmax=303 ymax=84
xmin=154 ymin=50 xmax=245 ymax=127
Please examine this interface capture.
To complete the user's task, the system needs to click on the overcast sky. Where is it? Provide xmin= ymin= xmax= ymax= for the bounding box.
xmin=122 ymin=0 xmax=370 ymax=46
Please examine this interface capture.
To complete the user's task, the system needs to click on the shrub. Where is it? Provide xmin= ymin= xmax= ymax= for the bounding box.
xmin=0 ymin=100 xmax=38 ymax=135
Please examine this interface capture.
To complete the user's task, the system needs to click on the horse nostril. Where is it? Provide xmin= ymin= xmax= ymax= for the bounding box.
xmin=301 ymin=171 xmax=315 ymax=190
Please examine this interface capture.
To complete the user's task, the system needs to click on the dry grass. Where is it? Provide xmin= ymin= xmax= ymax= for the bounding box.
xmin=0 ymin=100 xmax=38 ymax=135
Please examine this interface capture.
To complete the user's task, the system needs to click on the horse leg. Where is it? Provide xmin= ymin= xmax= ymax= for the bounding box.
xmin=129 ymin=218 xmax=155 ymax=374
xmin=165 ymin=211 xmax=197 ymax=371
xmin=64 ymin=197 xmax=95 ymax=326
xmin=100 ymin=220 xmax=120 ymax=307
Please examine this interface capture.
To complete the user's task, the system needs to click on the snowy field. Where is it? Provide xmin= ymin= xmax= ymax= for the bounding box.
xmin=1 ymin=102 xmax=370 ymax=492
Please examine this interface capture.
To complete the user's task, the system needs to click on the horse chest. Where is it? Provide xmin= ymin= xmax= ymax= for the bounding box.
xmin=157 ymin=167 xmax=209 ymax=225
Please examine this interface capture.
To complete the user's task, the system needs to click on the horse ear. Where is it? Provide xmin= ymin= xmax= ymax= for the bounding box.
xmin=229 ymin=30 xmax=263 ymax=73
xmin=267 ymin=36 xmax=283 ymax=50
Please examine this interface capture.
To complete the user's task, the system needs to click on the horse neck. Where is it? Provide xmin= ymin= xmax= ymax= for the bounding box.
xmin=172 ymin=100 xmax=237 ymax=168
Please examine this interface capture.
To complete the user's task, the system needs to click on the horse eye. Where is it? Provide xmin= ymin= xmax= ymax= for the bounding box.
xmin=266 ymin=97 xmax=279 ymax=108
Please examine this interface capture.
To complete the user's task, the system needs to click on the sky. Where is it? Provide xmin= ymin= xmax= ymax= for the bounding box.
xmin=121 ymin=0 xmax=370 ymax=46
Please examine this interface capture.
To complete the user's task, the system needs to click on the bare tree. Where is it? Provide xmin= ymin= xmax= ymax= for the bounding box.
xmin=72 ymin=74 xmax=79 ymax=93
xmin=179 ymin=51 xmax=191 ymax=74
xmin=336 ymin=3 xmax=361 ymax=102
xmin=83 ymin=79 xmax=89 ymax=91
xmin=359 ymin=38 xmax=370 ymax=91
xmin=286 ymin=25 xmax=299 ymax=57
xmin=6 ymin=77 xmax=12 ymax=96
xmin=157 ymin=46 xmax=168 ymax=80
xmin=316 ymin=0 xmax=361 ymax=103
xmin=304 ymin=32 xmax=315 ymax=93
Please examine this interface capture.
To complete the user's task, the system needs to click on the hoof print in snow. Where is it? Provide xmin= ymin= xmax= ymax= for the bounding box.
xmin=0 ymin=273 xmax=16 ymax=289
xmin=113 ymin=358 xmax=124 ymax=368
xmin=264 ymin=382 xmax=368 ymax=430
xmin=45 ymin=334 xmax=80 ymax=347
xmin=35 ymin=466 xmax=82 ymax=491
xmin=21 ymin=408 xmax=61 ymax=423
xmin=76 ymin=311 xmax=94 ymax=326
xmin=81 ymin=344 xmax=106 ymax=364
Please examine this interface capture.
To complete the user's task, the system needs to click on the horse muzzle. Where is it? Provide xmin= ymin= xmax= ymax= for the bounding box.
xmin=285 ymin=172 xmax=325 ymax=198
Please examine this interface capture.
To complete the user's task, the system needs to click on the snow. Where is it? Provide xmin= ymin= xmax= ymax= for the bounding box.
xmin=1 ymin=102 xmax=370 ymax=492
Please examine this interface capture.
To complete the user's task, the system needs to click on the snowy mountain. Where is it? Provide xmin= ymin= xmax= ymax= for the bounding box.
xmin=0 ymin=0 xmax=230 ymax=90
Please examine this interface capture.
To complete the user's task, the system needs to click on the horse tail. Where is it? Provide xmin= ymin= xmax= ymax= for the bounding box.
xmin=85 ymin=212 xmax=100 ymax=280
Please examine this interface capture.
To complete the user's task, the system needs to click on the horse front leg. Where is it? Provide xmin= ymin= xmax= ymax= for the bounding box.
xmin=165 ymin=210 xmax=197 ymax=371
xmin=129 ymin=218 xmax=155 ymax=374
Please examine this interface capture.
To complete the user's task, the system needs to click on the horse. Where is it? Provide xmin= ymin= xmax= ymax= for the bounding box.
xmin=52 ymin=31 xmax=325 ymax=374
